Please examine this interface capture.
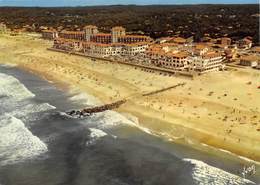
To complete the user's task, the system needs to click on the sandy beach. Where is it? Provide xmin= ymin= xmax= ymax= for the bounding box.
xmin=1 ymin=33 xmax=260 ymax=162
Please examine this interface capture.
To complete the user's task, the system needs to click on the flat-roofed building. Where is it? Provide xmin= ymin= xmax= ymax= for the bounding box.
xmin=59 ymin=30 xmax=85 ymax=40
xmin=111 ymin=26 xmax=126 ymax=43
xmin=144 ymin=46 xmax=190 ymax=71
xmin=240 ymin=55 xmax=260 ymax=67
xmin=122 ymin=42 xmax=149 ymax=56
xmin=190 ymin=51 xmax=224 ymax=73
xmin=42 ymin=29 xmax=58 ymax=40
xmin=90 ymin=33 xmax=112 ymax=44
xmin=82 ymin=42 xmax=123 ymax=57
xmin=84 ymin=25 xmax=99 ymax=41
xmin=53 ymin=38 xmax=82 ymax=51
xmin=54 ymin=25 xmax=152 ymax=56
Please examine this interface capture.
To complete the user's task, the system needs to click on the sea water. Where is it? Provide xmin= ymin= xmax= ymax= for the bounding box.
xmin=0 ymin=65 xmax=259 ymax=185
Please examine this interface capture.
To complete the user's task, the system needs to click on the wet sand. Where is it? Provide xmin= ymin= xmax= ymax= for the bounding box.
xmin=0 ymin=33 xmax=260 ymax=161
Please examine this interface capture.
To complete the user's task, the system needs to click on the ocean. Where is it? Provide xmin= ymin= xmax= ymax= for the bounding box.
xmin=0 ymin=64 xmax=259 ymax=185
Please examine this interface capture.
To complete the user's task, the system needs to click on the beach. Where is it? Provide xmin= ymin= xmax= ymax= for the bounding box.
xmin=0 ymin=33 xmax=260 ymax=162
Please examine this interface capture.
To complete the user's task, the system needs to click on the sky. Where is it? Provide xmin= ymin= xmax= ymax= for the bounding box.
xmin=0 ymin=0 xmax=258 ymax=6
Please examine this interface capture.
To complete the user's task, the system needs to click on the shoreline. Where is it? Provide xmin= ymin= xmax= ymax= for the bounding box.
xmin=7 ymin=62 xmax=260 ymax=167
xmin=0 ymin=34 xmax=260 ymax=162
xmin=5 ymin=62 xmax=260 ymax=166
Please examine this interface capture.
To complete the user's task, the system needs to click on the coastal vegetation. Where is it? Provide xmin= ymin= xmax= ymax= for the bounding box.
xmin=0 ymin=5 xmax=259 ymax=44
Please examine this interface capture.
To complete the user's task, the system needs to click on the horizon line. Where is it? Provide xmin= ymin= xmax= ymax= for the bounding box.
xmin=0 ymin=3 xmax=258 ymax=8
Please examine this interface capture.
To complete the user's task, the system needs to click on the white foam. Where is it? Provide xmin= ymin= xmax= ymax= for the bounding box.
xmin=69 ymin=91 xmax=102 ymax=106
xmin=9 ymin=103 xmax=56 ymax=118
xmin=183 ymin=158 xmax=256 ymax=185
xmin=97 ymin=110 xmax=133 ymax=128
xmin=0 ymin=73 xmax=35 ymax=101
xmin=0 ymin=115 xmax=48 ymax=166
xmin=89 ymin=128 xmax=108 ymax=138
xmin=86 ymin=128 xmax=108 ymax=146
xmin=200 ymin=143 xmax=260 ymax=166
xmin=0 ymin=63 xmax=17 ymax=68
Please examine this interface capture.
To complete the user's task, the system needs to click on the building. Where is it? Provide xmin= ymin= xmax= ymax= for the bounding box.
xmin=54 ymin=38 xmax=81 ymax=51
xmin=238 ymin=38 xmax=253 ymax=49
xmin=54 ymin=25 xmax=152 ymax=56
xmin=250 ymin=47 xmax=260 ymax=55
xmin=190 ymin=51 xmax=225 ymax=73
xmin=83 ymin=42 xmax=121 ymax=57
xmin=57 ymin=25 xmax=151 ymax=44
xmin=122 ymin=43 xmax=149 ymax=56
xmin=172 ymin=37 xmax=187 ymax=45
xmin=0 ymin=23 xmax=7 ymax=34
xmin=221 ymin=37 xmax=232 ymax=46
xmin=224 ymin=46 xmax=237 ymax=61
xmin=111 ymin=26 xmax=126 ymax=43
xmin=84 ymin=25 xmax=99 ymax=41
xmin=59 ymin=30 xmax=85 ymax=40
xmin=240 ymin=55 xmax=260 ymax=67
xmin=144 ymin=48 xmax=190 ymax=71
xmin=256 ymin=62 xmax=260 ymax=70
xmin=42 ymin=29 xmax=58 ymax=40
xmin=52 ymin=25 xmax=227 ymax=75
xmin=193 ymin=43 xmax=210 ymax=56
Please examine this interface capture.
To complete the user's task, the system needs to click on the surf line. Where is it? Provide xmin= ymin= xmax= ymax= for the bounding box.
xmin=66 ymin=82 xmax=186 ymax=118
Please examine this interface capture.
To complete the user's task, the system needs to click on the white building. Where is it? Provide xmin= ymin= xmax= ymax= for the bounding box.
xmin=144 ymin=47 xmax=190 ymax=71
xmin=190 ymin=52 xmax=225 ymax=73
xmin=122 ymin=43 xmax=149 ymax=56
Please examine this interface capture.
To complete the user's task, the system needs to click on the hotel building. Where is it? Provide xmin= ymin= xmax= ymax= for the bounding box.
xmin=51 ymin=25 xmax=225 ymax=75
xmin=53 ymin=25 xmax=151 ymax=57
xmin=190 ymin=51 xmax=225 ymax=73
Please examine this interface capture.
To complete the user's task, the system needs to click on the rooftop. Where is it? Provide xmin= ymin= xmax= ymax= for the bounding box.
xmin=251 ymin=47 xmax=260 ymax=53
xmin=240 ymin=55 xmax=260 ymax=62
xmin=42 ymin=29 xmax=57 ymax=33
xmin=202 ymin=52 xmax=222 ymax=59
xmin=112 ymin=26 xmax=126 ymax=31
xmin=84 ymin=25 xmax=98 ymax=29
xmin=60 ymin=30 xmax=84 ymax=34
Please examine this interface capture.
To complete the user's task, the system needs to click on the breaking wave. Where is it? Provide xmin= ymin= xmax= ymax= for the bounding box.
xmin=0 ymin=72 xmax=54 ymax=165
xmin=0 ymin=73 xmax=35 ymax=101
xmin=69 ymin=91 xmax=102 ymax=106
xmin=86 ymin=128 xmax=108 ymax=146
xmin=67 ymin=84 xmax=259 ymax=185
xmin=183 ymin=158 xmax=255 ymax=185
xmin=8 ymin=103 xmax=56 ymax=119
xmin=0 ymin=115 xmax=48 ymax=166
